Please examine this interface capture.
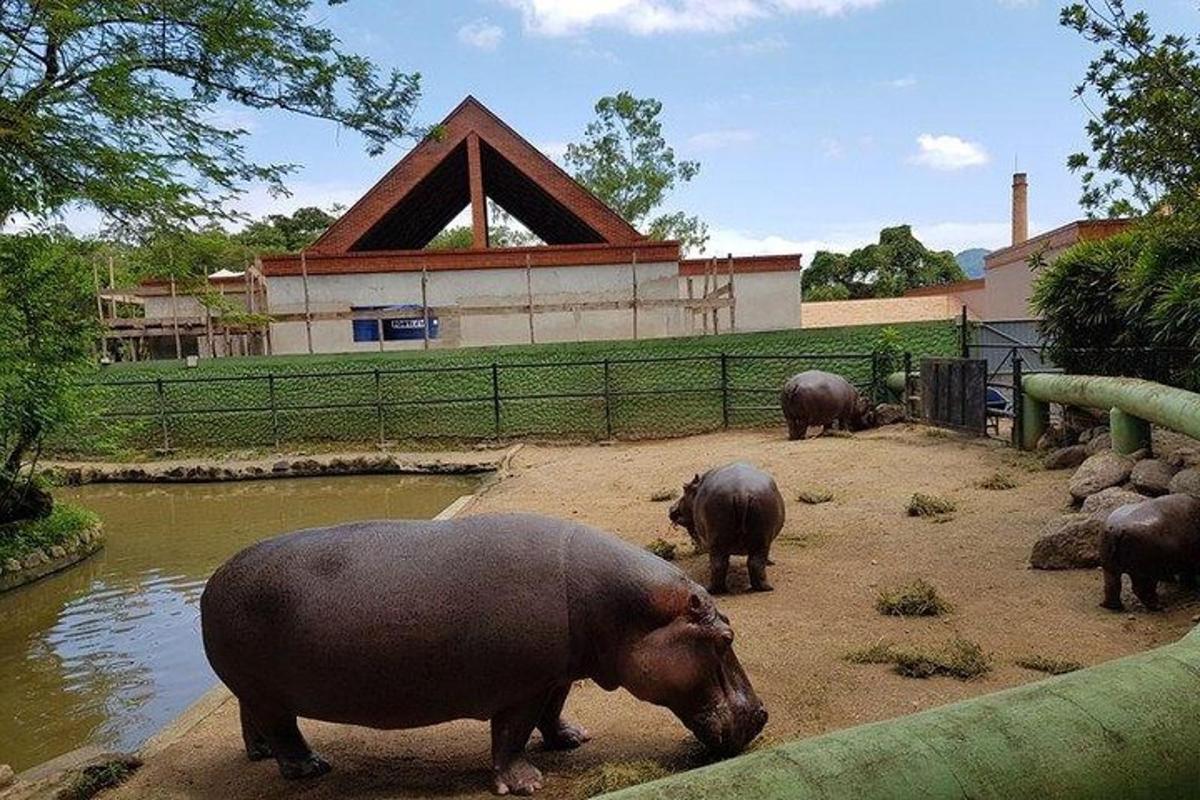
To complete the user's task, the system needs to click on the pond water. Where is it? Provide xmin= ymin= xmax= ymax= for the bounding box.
xmin=0 ymin=474 xmax=479 ymax=773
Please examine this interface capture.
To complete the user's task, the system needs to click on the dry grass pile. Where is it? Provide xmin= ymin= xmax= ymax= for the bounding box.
xmin=1014 ymin=655 xmax=1084 ymax=675
xmin=645 ymin=539 xmax=678 ymax=561
xmin=907 ymin=493 xmax=957 ymax=518
xmin=875 ymin=580 xmax=952 ymax=617
xmin=573 ymin=761 xmax=670 ymax=799
xmin=845 ymin=638 xmax=990 ymax=681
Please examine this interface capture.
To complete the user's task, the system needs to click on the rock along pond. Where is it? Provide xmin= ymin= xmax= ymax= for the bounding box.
xmin=0 ymin=474 xmax=479 ymax=772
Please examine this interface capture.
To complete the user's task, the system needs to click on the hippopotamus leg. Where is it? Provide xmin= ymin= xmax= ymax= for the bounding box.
xmin=491 ymin=695 xmax=552 ymax=796
xmin=786 ymin=417 xmax=807 ymax=441
xmin=240 ymin=699 xmax=330 ymax=779
xmin=537 ymin=684 xmax=591 ymax=751
xmin=747 ymin=552 xmax=773 ymax=593
xmin=708 ymin=553 xmax=730 ymax=595
xmin=1131 ymin=574 xmax=1162 ymax=611
xmin=1101 ymin=569 xmax=1125 ymax=611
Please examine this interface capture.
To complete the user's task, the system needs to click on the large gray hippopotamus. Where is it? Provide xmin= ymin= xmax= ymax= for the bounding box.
xmin=669 ymin=463 xmax=786 ymax=594
xmin=201 ymin=513 xmax=766 ymax=795
xmin=1100 ymin=494 xmax=1200 ymax=612
xmin=780 ymin=370 xmax=875 ymax=440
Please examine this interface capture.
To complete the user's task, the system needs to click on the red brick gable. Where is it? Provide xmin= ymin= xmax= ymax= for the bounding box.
xmin=310 ymin=96 xmax=644 ymax=254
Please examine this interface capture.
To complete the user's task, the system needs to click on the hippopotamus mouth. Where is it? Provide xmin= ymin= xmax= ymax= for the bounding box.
xmin=685 ymin=701 xmax=768 ymax=757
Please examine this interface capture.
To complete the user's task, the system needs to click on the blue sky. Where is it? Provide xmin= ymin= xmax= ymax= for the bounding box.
xmin=70 ymin=1 xmax=1200 ymax=258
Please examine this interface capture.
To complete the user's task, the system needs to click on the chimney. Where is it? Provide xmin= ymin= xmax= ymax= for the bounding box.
xmin=1011 ymin=172 xmax=1029 ymax=246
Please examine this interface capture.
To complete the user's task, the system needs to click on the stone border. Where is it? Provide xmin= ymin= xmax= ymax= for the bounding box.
xmin=0 ymin=524 xmax=104 ymax=594
xmin=47 ymin=452 xmax=505 ymax=486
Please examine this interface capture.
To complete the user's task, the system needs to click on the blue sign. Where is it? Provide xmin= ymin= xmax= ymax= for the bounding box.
xmin=351 ymin=305 xmax=439 ymax=342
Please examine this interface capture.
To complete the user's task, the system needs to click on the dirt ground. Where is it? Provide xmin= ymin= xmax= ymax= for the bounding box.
xmin=102 ymin=425 xmax=1200 ymax=800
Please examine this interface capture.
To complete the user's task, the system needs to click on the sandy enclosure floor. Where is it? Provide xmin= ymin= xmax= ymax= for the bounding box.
xmin=104 ymin=426 xmax=1199 ymax=800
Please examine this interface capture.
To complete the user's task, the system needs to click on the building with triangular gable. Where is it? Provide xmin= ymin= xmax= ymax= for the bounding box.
xmin=258 ymin=96 xmax=803 ymax=354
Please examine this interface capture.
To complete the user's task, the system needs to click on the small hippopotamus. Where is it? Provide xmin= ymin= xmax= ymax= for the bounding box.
xmin=201 ymin=513 xmax=766 ymax=795
xmin=668 ymin=463 xmax=786 ymax=594
xmin=1100 ymin=494 xmax=1200 ymax=612
xmin=780 ymin=370 xmax=875 ymax=440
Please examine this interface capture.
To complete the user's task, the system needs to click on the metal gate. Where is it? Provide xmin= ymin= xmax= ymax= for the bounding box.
xmin=921 ymin=358 xmax=988 ymax=436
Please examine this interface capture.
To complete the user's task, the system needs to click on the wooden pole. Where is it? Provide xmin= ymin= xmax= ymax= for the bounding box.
xmin=300 ymin=249 xmax=314 ymax=354
xmin=525 ymin=254 xmax=535 ymax=344
xmin=421 ymin=265 xmax=430 ymax=351
xmin=631 ymin=251 xmax=639 ymax=340
xmin=106 ymin=254 xmax=117 ymax=320
xmin=710 ymin=257 xmax=719 ymax=335
xmin=93 ymin=261 xmax=109 ymax=360
xmin=727 ymin=252 xmax=736 ymax=333
xmin=170 ymin=275 xmax=182 ymax=359
xmin=702 ymin=259 xmax=712 ymax=335
xmin=686 ymin=276 xmax=695 ymax=335
xmin=205 ymin=268 xmax=215 ymax=358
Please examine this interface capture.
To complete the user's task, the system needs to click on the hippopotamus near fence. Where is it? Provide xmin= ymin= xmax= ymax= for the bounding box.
xmin=1100 ymin=494 xmax=1200 ymax=612
xmin=780 ymin=370 xmax=875 ymax=440
xmin=669 ymin=463 xmax=786 ymax=594
xmin=201 ymin=513 xmax=766 ymax=795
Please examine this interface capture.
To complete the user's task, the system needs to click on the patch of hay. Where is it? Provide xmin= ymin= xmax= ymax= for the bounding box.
xmin=649 ymin=488 xmax=678 ymax=502
xmin=777 ymin=530 xmax=828 ymax=549
xmin=847 ymin=638 xmax=990 ymax=681
xmin=875 ymin=579 xmax=952 ymax=617
xmin=574 ymin=760 xmax=671 ymax=799
xmin=976 ymin=472 xmax=1018 ymax=491
xmin=843 ymin=640 xmax=897 ymax=665
xmin=59 ymin=758 xmax=140 ymax=800
xmin=645 ymin=539 xmax=678 ymax=561
xmin=1015 ymin=655 xmax=1084 ymax=675
xmin=797 ymin=488 xmax=835 ymax=505
xmin=907 ymin=493 xmax=957 ymax=518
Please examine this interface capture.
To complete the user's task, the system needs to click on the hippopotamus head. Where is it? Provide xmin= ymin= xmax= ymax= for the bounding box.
xmin=616 ymin=588 xmax=767 ymax=757
xmin=849 ymin=396 xmax=877 ymax=431
xmin=668 ymin=474 xmax=702 ymax=541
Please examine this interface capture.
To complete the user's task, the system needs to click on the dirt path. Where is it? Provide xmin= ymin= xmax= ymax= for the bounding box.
xmin=102 ymin=426 xmax=1199 ymax=800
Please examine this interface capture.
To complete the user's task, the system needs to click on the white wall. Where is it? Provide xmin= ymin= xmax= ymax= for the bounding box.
xmin=678 ymin=271 xmax=801 ymax=334
xmin=268 ymin=262 xmax=682 ymax=354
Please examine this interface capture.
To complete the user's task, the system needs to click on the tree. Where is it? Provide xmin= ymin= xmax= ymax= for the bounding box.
xmin=565 ymin=92 xmax=708 ymax=253
xmin=0 ymin=1 xmax=423 ymax=229
xmin=0 ymin=233 xmax=97 ymax=524
xmin=1062 ymin=1 xmax=1200 ymax=218
xmin=803 ymin=226 xmax=965 ymax=300
xmin=237 ymin=207 xmax=341 ymax=253
xmin=426 ymin=203 xmax=540 ymax=251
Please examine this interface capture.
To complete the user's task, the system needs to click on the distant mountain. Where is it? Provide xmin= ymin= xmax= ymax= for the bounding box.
xmin=955 ymin=248 xmax=990 ymax=279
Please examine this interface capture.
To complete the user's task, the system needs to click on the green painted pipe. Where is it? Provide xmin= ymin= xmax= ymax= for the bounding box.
xmin=602 ymin=625 xmax=1200 ymax=800
xmin=1110 ymin=407 xmax=1152 ymax=455
xmin=885 ymin=371 xmax=910 ymax=395
xmin=1022 ymin=393 xmax=1048 ymax=451
xmin=1022 ymin=374 xmax=1200 ymax=446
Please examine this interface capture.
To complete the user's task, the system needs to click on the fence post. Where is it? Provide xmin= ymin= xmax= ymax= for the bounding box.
xmin=720 ymin=354 xmax=730 ymax=429
xmin=374 ymin=368 xmax=385 ymax=446
xmin=603 ymin=359 xmax=613 ymax=440
xmin=1012 ymin=350 xmax=1024 ymax=450
xmin=960 ymin=306 xmax=970 ymax=359
xmin=491 ymin=362 xmax=502 ymax=438
xmin=903 ymin=351 xmax=914 ymax=416
xmin=268 ymin=373 xmax=280 ymax=448
xmin=870 ymin=351 xmax=882 ymax=404
xmin=156 ymin=378 xmax=171 ymax=452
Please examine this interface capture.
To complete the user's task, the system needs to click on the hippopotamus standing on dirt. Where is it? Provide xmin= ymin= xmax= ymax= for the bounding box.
xmin=668 ymin=463 xmax=786 ymax=594
xmin=201 ymin=513 xmax=766 ymax=795
xmin=780 ymin=370 xmax=875 ymax=440
xmin=1100 ymin=494 xmax=1200 ymax=612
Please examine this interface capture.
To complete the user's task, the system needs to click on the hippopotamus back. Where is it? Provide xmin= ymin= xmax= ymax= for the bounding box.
xmin=780 ymin=370 xmax=872 ymax=440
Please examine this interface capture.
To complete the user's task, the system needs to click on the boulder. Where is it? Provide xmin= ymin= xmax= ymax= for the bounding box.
xmin=1069 ymin=452 xmax=1134 ymax=503
xmin=1085 ymin=432 xmax=1112 ymax=456
xmin=22 ymin=549 xmax=48 ymax=569
xmin=1031 ymin=514 xmax=1107 ymax=570
xmin=1044 ymin=445 xmax=1089 ymax=471
xmin=1130 ymin=459 xmax=1178 ymax=497
xmin=48 ymin=545 xmax=67 ymax=560
xmin=1169 ymin=468 xmax=1200 ymax=499
xmin=874 ymin=404 xmax=906 ymax=427
xmin=3 ymin=558 xmax=21 ymax=573
xmin=0 ymin=763 xmax=13 ymax=788
xmin=271 ymin=460 xmax=290 ymax=473
xmin=1081 ymin=487 xmax=1145 ymax=522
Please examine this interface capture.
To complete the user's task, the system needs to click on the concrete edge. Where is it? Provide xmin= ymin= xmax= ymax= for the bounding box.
xmin=138 ymin=686 xmax=234 ymax=761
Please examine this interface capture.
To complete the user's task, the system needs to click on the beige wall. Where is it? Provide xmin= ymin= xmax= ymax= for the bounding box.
xmin=678 ymin=271 xmax=801 ymax=334
xmin=983 ymin=239 xmax=1076 ymax=321
xmin=267 ymin=262 xmax=682 ymax=354
xmin=801 ymin=295 xmax=963 ymax=329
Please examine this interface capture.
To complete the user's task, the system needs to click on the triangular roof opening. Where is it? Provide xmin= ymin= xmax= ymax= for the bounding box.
xmin=311 ymin=96 xmax=643 ymax=254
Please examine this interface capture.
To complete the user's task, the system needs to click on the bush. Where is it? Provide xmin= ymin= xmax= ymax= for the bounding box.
xmin=875 ymin=579 xmax=952 ymax=617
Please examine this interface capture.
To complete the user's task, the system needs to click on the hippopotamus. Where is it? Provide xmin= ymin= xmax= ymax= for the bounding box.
xmin=200 ymin=513 xmax=766 ymax=795
xmin=1100 ymin=494 xmax=1200 ymax=612
xmin=668 ymin=463 xmax=786 ymax=594
xmin=780 ymin=370 xmax=875 ymax=440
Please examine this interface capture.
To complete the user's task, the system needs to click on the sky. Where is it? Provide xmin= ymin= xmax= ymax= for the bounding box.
xmin=52 ymin=0 xmax=1200 ymax=260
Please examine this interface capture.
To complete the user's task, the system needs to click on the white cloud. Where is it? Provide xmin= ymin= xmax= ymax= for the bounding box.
xmin=821 ymin=138 xmax=845 ymax=159
xmin=885 ymin=75 xmax=917 ymax=89
xmin=457 ymin=19 xmax=505 ymax=50
xmin=909 ymin=134 xmax=990 ymax=171
xmin=537 ymin=140 xmax=570 ymax=161
xmin=726 ymin=34 xmax=789 ymax=54
xmin=686 ymin=129 xmax=758 ymax=151
xmin=500 ymin=0 xmax=885 ymax=36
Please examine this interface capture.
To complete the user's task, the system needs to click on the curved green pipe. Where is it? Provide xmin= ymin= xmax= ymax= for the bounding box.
xmin=885 ymin=371 xmax=911 ymax=395
xmin=1021 ymin=374 xmax=1200 ymax=443
xmin=601 ymin=625 xmax=1200 ymax=800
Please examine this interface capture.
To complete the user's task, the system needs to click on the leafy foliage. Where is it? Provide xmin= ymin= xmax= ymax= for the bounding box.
xmin=426 ymin=203 xmax=540 ymax=251
xmin=1062 ymin=1 xmax=1200 ymax=217
xmin=804 ymin=226 xmax=965 ymax=300
xmin=0 ymin=0 xmax=423 ymax=228
xmin=566 ymin=92 xmax=707 ymax=253
xmin=0 ymin=233 xmax=97 ymax=522
xmin=236 ymin=207 xmax=340 ymax=253
xmin=0 ymin=501 xmax=99 ymax=563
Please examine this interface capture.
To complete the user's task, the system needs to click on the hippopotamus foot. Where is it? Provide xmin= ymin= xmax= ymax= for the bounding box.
xmin=1101 ymin=570 xmax=1124 ymax=612
xmin=537 ymin=684 xmax=590 ymax=751
xmin=1131 ymin=576 xmax=1162 ymax=611
xmin=492 ymin=698 xmax=550 ymax=795
xmin=278 ymin=753 xmax=332 ymax=780
xmin=748 ymin=554 xmax=773 ymax=592
xmin=707 ymin=554 xmax=730 ymax=595
xmin=239 ymin=705 xmax=272 ymax=761
xmin=493 ymin=757 xmax=543 ymax=796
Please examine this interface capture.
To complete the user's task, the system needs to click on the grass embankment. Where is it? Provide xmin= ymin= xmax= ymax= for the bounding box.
xmin=0 ymin=503 xmax=100 ymax=564
xmin=66 ymin=322 xmax=958 ymax=455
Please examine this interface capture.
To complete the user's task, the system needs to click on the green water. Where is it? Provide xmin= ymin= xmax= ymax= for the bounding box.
xmin=0 ymin=474 xmax=478 ymax=772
